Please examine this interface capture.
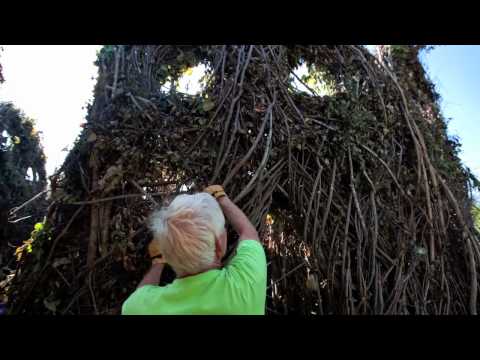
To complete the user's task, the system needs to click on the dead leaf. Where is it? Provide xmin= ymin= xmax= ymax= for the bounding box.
xmin=255 ymin=104 xmax=266 ymax=113
xmin=43 ymin=298 xmax=60 ymax=313
xmin=202 ymin=100 xmax=215 ymax=112
xmin=98 ymin=165 xmax=123 ymax=192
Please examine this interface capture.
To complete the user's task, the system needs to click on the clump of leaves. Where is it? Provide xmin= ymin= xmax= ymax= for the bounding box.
xmin=0 ymin=102 xmax=47 ymax=267
xmin=15 ymin=222 xmax=47 ymax=262
xmin=472 ymin=204 xmax=480 ymax=231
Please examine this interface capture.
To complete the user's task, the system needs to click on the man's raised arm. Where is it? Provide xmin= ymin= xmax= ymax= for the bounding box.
xmin=204 ymin=185 xmax=259 ymax=242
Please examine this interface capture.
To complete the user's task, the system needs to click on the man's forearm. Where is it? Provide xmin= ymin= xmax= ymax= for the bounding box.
xmin=137 ymin=263 xmax=164 ymax=289
xmin=217 ymin=196 xmax=259 ymax=241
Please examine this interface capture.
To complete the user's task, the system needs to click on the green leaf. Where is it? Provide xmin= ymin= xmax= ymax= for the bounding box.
xmin=415 ymin=247 xmax=427 ymax=256
xmin=468 ymin=172 xmax=480 ymax=190
xmin=306 ymin=77 xmax=316 ymax=87
xmin=34 ymin=222 xmax=44 ymax=232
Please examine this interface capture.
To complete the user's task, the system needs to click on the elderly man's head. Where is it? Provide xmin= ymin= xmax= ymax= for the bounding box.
xmin=148 ymin=193 xmax=227 ymax=277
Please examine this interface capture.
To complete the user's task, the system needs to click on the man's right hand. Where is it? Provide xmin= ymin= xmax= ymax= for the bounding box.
xmin=204 ymin=185 xmax=227 ymax=199
xmin=204 ymin=185 xmax=259 ymax=242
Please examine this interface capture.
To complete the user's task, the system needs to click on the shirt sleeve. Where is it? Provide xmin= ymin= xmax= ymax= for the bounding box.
xmin=225 ymin=240 xmax=267 ymax=287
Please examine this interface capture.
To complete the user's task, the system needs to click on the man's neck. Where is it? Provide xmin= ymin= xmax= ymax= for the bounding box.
xmin=177 ymin=262 xmax=222 ymax=279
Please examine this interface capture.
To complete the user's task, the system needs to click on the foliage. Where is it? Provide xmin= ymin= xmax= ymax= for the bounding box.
xmin=472 ymin=205 xmax=480 ymax=231
xmin=15 ymin=222 xmax=45 ymax=261
xmin=0 ymin=102 xmax=47 ymax=272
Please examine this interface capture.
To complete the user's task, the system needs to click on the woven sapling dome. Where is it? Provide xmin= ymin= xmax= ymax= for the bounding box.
xmin=6 ymin=45 xmax=480 ymax=315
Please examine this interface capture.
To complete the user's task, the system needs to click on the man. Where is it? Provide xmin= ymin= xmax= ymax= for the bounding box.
xmin=121 ymin=185 xmax=267 ymax=315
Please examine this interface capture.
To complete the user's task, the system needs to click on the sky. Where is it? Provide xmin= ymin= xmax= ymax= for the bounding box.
xmin=0 ymin=45 xmax=478 ymax=187
xmin=420 ymin=46 xmax=480 ymax=179
xmin=0 ymin=45 xmax=101 ymax=175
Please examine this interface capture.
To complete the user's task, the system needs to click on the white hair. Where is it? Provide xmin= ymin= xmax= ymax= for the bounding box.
xmin=148 ymin=193 xmax=225 ymax=276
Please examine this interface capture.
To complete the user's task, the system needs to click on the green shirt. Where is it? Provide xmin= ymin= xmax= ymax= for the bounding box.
xmin=121 ymin=240 xmax=267 ymax=315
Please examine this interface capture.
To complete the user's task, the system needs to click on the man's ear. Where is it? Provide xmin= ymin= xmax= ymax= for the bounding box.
xmin=215 ymin=231 xmax=227 ymax=261
xmin=215 ymin=237 xmax=223 ymax=261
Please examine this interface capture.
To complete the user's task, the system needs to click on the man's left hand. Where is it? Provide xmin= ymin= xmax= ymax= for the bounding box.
xmin=148 ymin=240 xmax=166 ymax=264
